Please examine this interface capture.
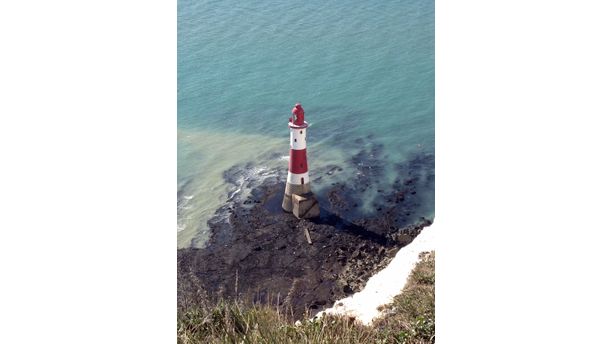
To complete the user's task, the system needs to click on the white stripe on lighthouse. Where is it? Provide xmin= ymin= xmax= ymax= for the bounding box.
xmin=287 ymin=171 xmax=310 ymax=185
xmin=289 ymin=127 xmax=307 ymax=150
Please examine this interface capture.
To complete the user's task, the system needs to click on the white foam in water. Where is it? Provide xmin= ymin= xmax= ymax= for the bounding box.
xmin=228 ymin=165 xmax=279 ymax=202
xmin=228 ymin=187 xmax=242 ymax=200
xmin=314 ymin=224 xmax=435 ymax=325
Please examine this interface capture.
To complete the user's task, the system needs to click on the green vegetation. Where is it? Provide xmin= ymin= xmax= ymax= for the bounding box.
xmin=177 ymin=251 xmax=435 ymax=344
xmin=375 ymin=251 xmax=435 ymax=343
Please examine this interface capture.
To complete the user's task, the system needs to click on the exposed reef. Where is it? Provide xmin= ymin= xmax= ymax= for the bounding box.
xmin=178 ymin=140 xmax=434 ymax=320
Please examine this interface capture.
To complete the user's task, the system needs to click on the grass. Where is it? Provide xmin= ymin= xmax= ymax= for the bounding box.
xmin=177 ymin=251 xmax=435 ymax=344
xmin=373 ymin=251 xmax=435 ymax=343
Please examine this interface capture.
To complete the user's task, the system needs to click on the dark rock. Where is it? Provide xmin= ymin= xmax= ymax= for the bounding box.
xmin=178 ymin=150 xmax=434 ymax=321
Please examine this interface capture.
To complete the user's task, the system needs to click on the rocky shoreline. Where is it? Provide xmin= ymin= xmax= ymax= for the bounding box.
xmin=178 ymin=148 xmax=434 ymax=320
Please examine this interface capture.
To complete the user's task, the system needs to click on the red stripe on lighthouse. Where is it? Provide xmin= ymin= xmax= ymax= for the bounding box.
xmin=289 ymin=149 xmax=308 ymax=174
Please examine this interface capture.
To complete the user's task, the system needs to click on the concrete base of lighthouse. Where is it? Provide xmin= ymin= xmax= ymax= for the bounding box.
xmin=292 ymin=193 xmax=320 ymax=219
xmin=282 ymin=182 xmax=320 ymax=219
xmin=282 ymin=182 xmax=311 ymax=211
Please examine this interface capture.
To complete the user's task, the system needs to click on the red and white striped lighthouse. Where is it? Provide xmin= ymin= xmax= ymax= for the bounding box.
xmin=282 ymin=103 xmax=319 ymax=218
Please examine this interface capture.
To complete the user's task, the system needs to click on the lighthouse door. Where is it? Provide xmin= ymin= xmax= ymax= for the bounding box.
xmin=301 ymin=177 xmax=304 ymax=185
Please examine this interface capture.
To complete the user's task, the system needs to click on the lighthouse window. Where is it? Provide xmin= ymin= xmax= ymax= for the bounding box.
xmin=301 ymin=177 xmax=304 ymax=184
xmin=294 ymin=139 xmax=297 ymax=142
xmin=300 ymin=130 xmax=303 ymax=134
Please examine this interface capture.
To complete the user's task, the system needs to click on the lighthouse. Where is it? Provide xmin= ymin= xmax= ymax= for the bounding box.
xmin=282 ymin=103 xmax=320 ymax=219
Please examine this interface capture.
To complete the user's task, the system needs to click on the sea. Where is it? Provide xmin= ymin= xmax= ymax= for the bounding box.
xmin=178 ymin=0 xmax=434 ymax=248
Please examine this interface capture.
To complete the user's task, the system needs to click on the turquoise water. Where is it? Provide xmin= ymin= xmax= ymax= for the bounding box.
xmin=178 ymin=0 xmax=434 ymax=248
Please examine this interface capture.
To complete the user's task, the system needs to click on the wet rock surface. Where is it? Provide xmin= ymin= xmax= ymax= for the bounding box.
xmin=178 ymin=147 xmax=434 ymax=320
